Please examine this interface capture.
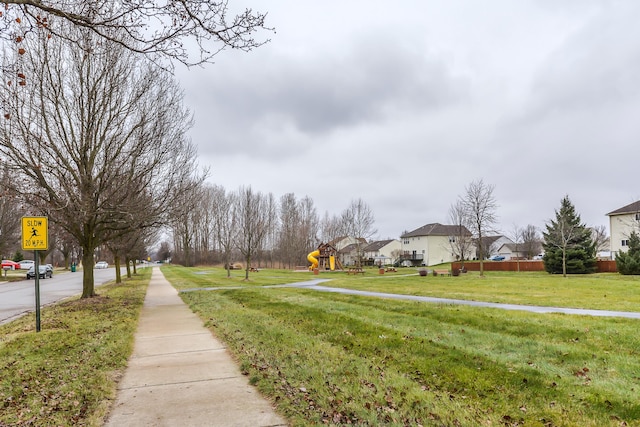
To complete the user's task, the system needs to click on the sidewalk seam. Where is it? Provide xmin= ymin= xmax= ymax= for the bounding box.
xmin=116 ymin=375 xmax=245 ymax=391
xmin=130 ymin=348 xmax=228 ymax=359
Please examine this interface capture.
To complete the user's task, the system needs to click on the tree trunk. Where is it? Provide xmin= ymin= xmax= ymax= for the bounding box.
xmin=478 ymin=231 xmax=485 ymax=277
xmin=81 ymin=250 xmax=96 ymax=298
xmin=244 ymin=254 xmax=251 ymax=280
xmin=115 ymin=254 xmax=122 ymax=283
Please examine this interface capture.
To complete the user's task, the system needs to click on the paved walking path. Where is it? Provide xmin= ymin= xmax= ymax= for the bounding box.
xmin=104 ymin=268 xmax=287 ymax=427
xmin=185 ymin=278 xmax=640 ymax=319
xmin=275 ymin=279 xmax=640 ymax=319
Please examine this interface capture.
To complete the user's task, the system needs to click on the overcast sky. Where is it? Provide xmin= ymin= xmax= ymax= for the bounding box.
xmin=175 ymin=0 xmax=640 ymax=240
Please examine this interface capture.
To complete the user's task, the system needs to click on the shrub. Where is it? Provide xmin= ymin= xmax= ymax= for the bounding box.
xmin=616 ymin=231 xmax=640 ymax=275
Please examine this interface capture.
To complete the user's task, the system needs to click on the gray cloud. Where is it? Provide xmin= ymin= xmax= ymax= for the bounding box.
xmin=177 ymin=0 xmax=640 ymax=239
xmin=179 ymin=31 xmax=467 ymax=160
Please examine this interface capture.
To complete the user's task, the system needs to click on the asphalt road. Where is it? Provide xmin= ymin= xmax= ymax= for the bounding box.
xmin=0 ymin=267 xmax=131 ymax=325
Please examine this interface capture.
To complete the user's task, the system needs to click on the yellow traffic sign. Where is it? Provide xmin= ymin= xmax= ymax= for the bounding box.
xmin=21 ymin=216 xmax=48 ymax=251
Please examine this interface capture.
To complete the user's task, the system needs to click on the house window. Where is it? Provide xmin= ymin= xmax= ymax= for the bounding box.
xmin=622 ymin=239 xmax=629 ymax=247
xmin=636 ymin=213 xmax=640 ymax=221
xmin=449 ymin=236 xmax=455 ymax=243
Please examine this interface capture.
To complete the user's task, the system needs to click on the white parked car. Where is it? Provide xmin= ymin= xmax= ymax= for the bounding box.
xmin=19 ymin=260 xmax=35 ymax=270
xmin=95 ymin=261 xmax=109 ymax=269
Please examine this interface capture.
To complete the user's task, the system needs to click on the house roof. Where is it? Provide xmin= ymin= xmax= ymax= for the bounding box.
xmin=328 ymin=236 xmax=348 ymax=246
xmin=401 ymin=223 xmax=470 ymax=238
xmin=328 ymin=236 xmax=367 ymax=246
xmin=339 ymin=243 xmax=359 ymax=253
xmin=499 ymin=243 xmax=521 ymax=252
xmin=498 ymin=241 xmax=543 ymax=253
xmin=363 ymin=239 xmax=395 ymax=252
xmin=607 ymin=200 xmax=640 ymax=216
xmin=478 ymin=235 xmax=510 ymax=246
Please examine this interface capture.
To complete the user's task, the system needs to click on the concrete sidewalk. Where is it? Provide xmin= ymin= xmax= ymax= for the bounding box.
xmin=104 ymin=267 xmax=287 ymax=427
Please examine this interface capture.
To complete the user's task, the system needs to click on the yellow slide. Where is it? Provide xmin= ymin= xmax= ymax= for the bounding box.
xmin=307 ymin=249 xmax=320 ymax=270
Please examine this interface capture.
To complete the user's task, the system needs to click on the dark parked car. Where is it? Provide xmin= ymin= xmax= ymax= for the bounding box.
xmin=26 ymin=265 xmax=53 ymax=279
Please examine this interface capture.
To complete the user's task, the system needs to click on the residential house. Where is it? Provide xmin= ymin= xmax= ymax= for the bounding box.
xmin=339 ymin=243 xmax=361 ymax=266
xmin=328 ymin=236 xmax=367 ymax=252
xmin=476 ymin=235 xmax=513 ymax=259
xmin=330 ymin=237 xmax=368 ymax=266
xmin=607 ymin=200 xmax=640 ymax=257
xmin=363 ymin=239 xmax=402 ymax=266
xmin=400 ymin=223 xmax=472 ymax=267
xmin=495 ymin=241 xmax=542 ymax=260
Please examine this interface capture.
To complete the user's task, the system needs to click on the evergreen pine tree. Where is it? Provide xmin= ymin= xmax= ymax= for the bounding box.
xmin=542 ymin=196 xmax=596 ymax=275
xmin=615 ymin=231 xmax=640 ymax=275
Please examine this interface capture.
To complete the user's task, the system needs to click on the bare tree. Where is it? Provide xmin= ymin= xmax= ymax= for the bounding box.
xmin=170 ymin=181 xmax=203 ymax=267
xmin=461 ymin=179 xmax=498 ymax=277
xmin=448 ymin=200 xmax=473 ymax=268
xmin=123 ymin=231 xmax=152 ymax=277
xmin=298 ymin=196 xmax=319 ymax=261
xmin=236 ymin=186 xmax=268 ymax=280
xmin=191 ymin=185 xmax=217 ymax=265
xmin=211 ymin=185 xmax=238 ymax=277
xmin=341 ymin=198 xmax=377 ymax=267
xmin=1 ymin=25 xmax=201 ymax=297
xmin=277 ymin=193 xmax=300 ymax=269
xmin=0 ymin=163 xmax=22 ymax=258
xmin=258 ymin=191 xmax=277 ymax=268
xmin=319 ymin=211 xmax=344 ymax=244
xmin=509 ymin=224 xmax=524 ymax=272
xmin=277 ymin=194 xmax=319 ymax=269
xmin=107 ymin=226 xmax=154 ymax=283
xmin=521 ymin=224 xmax=541 ymax=260
xmin=1 ymin=0 xmax=271 ymax=67
xmin=591 ymin=225 xmax=609 ymax=255
xmin=157 ymin=241 xmax=172 ymax=263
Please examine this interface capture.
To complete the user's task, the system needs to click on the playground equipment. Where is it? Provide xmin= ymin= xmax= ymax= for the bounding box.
xmin=307 ymin=250 xmax=320 ymax=270
xmin=307 ymin=243 xmax=343 ymax=271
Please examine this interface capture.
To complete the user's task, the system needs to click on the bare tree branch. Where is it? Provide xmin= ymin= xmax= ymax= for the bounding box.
xmin=1 ymin=0 xmax=272 ymax=67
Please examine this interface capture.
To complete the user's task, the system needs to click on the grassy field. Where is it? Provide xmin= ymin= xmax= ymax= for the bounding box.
xmin=0 ymin=269 xmax=149 ymax=426
xmin=164 ymin=265 xmax=640 ymax=426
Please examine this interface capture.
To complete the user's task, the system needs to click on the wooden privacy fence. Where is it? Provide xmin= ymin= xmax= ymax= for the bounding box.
xmin=451 ymin=260 xmax=618 ymax=273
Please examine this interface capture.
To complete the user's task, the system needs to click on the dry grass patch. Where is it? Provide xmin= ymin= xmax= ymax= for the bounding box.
xmin=0 ymin=269 xmax=149 ymax=426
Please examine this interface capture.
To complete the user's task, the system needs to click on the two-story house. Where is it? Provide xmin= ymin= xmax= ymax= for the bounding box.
xmin=399 ymin=223 xmax=472 ymax=266
xmin=607 ymin=200 xmax=640 ymax=257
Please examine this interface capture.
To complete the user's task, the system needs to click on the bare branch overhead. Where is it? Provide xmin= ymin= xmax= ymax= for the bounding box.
xmin=1 ymin=0 xmax=272 ymax=66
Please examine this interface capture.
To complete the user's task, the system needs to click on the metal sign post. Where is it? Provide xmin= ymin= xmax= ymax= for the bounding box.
xmin=21 ymin=216 xmax=49 ymax=332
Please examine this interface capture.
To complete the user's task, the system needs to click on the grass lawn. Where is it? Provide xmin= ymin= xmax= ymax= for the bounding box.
xmin=164 ymin=265 xmax=640 ymax=426
xmin=319 ymin=268 xmax=640 ymax=312
xmin=0 ymin=269 xmax=149 ymax=426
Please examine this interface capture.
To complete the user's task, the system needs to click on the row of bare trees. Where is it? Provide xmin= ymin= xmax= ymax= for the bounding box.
xmin=169 ymin=184 xmax=377 ymax=275
xmin=1 ymin=20 xmax=204 ymax=297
